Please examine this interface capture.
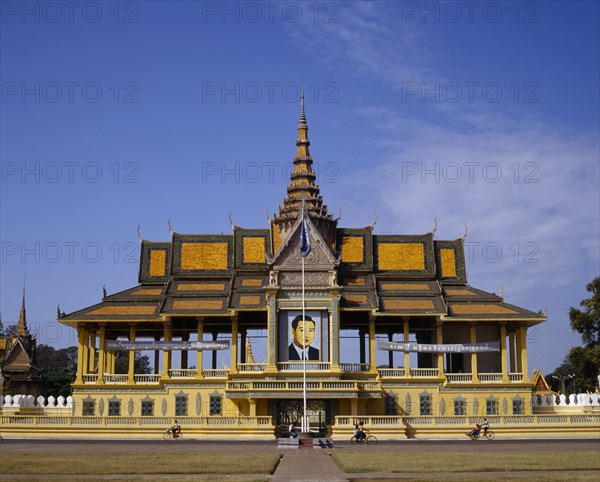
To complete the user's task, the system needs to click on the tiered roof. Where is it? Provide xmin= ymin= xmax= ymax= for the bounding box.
xmin=59 ymin=101 xmax=545 ymax=328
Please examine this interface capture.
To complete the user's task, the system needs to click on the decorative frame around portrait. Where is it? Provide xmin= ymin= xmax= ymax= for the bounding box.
xmin=278 ymin=310 xmax=329 ymax=362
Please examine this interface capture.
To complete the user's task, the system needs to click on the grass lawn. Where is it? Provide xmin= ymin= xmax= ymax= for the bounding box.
xmin=0 ymin=453 xmax=282 ymax=476
xmin=333 ymin=450 xmax=600 ymax=474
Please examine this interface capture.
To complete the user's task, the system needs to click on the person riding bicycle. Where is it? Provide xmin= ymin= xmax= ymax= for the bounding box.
xmin=171 ymin=419 xmax=181 ymax=438
xmin=482 ymin=417 xmax=490 ymax=436
xmin=355 ymin=422 xmax=366 ymax=442
xmin=470 ymin=423 xmax=482 ymax=438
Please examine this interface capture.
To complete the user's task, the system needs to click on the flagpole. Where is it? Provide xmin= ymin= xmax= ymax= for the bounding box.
xmin=301 ymin=200 xmax=308 ymax=433
xmin=302 ymin=251 xmax=307 ymax=433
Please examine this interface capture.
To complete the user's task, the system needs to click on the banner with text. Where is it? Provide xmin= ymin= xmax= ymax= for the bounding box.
xmin=377 ymin=340 xmax=500 ymax=353
xmin=106 ymin=340 xmax=230 ymax=351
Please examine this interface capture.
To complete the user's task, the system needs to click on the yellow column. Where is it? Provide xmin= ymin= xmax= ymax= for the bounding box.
xmin=403 ymin=317 xmax=411 ymax=377
xmin=516 ymin=326 xmax=523 ymax=373
xmin=350 ymin=398 xmax=358 ymax=416
xmin=82 ymin=327 xmax=89 ymax=378
xmin=110 ymin=350 xmax=116 ymax=373
xmin=500 ymin=323 xmax=509 ymax=382
xmin=230 ymin=316 xmax=238 ymax=374
xmin=519 ymin=326 xmax=530 ymax=382
xmin=470 ymin=323 xmax=479 ymax=382
xmin=96 ymin=324 xmax=106 ymax=385
xmin=75 ymin=325 xmax=85 ymax=384
xmin=153 ymin=335 xmax=161 ymax=375
xmin=128 ymin=324 xmax=136 ymax=384
xmin=509 ymin=329 xmax=516 ymax=373
xmin=368 ymin=315 xmax=377 ymax=374
xmin=248 ymin=399 xmax=257 ymax=417
xmin=436 ymin=322 xmax=445 ymax=379
xmin=89 ymin=331 xmax=96 ymax=373
xmin=196 ymin=318 xmax=204 ymax=379
xmin=162 ymin=321 xmax=172 ymax=379
xmin=265 ymin=292 xmax=278 ymax=373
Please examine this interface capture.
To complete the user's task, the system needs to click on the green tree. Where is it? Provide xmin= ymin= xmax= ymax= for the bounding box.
xmin=548 ymin=277 xmax=600 ymax=393
xmin=114 ymin=350 xmax=152 ymax=375
xmin=36 ymin=345 xmax=78 ymax=397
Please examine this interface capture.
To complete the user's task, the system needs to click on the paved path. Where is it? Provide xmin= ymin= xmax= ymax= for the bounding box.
xmin=271 ymin=451 xmax=346 ymax=482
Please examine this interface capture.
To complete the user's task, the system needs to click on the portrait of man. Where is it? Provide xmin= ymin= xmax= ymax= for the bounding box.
xmin=288 ymin=314 xmax=319 ymax=361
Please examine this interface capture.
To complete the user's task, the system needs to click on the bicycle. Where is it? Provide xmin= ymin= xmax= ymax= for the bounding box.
xmin=466 ymin=429 xmax=495 ymax=440
xmin=163 ymin=427 xmax=183 ymax=439
xmin=351 ymin=430 xmax=377 ymax=445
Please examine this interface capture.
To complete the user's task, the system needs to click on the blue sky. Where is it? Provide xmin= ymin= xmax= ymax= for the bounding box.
xmin=1 ymin=1 xmax=599 ymax=376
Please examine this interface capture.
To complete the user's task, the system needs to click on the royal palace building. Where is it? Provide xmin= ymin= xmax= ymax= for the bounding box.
xmin=49 ymin=98 xmax=555 ymax=439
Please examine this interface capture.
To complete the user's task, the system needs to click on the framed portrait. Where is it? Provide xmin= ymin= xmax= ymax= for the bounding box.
xmin=278 ymin=310 xmax=329 ymax=362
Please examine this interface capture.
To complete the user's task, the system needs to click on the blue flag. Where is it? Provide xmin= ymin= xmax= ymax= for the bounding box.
xmin=300 ymin=212 xmax=311 ymax=258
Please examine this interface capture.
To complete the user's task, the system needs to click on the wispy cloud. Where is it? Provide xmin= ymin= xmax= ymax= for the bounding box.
xmin=290 ymin=2 xmax=600 ymax=371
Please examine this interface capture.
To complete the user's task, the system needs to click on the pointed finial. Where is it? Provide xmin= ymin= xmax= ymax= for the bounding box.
xmin=17 ymin=283 xmax=28 ymax=337
xmin=168 ymin=217 xmax=174 ymax=235
xmin=137 ymin=224 xmax=143 ymax=243
xmin=298 ymin=84 xmax=307 ymax=129
xmin=102 ymin=285 xmax=107 ymax=298
xmin=499 ymin=285 xmax=504 ymax=298
xmin=461 ymin=224 xmax=468 ymax=240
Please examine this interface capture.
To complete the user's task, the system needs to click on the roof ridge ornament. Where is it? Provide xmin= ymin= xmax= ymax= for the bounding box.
xmin=228 ymin=212 xmax=239 ymax=230
xmin=461 ymin=224 xmax=468 ymax=240
xmin=168 ymin=217 xmax=175 ymax=235
xmin=370 ymin=211 xmax=377 ymax=230
xmin=137 ymin=224 xmax=143 ymax=243
xmin=334 ymin=207 xmax=342 ymax=222
xmin=430 ymin=218 xmax=438 ymax=236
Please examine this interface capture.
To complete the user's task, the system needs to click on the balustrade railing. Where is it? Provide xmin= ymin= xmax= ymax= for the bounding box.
xmin=237 ymin=363 xmax=266 ymax=373
xmin=277 ymin=362 xmax=330 ymax=371
xmin=410 ymin=368 xmax=439 ymax=377
xmin=478 ymin=373 xmax=503 ymax=382
xmin=1 ymin=415 xmax=273 ymax=426
xmin=103 ymin=374 xmax=128 ymax=384
xmin=169 ymin=369 xmax=197 ymax=379
xmin=82 ymin=374 xmax=98 ymax=384
xmin=226 ymin=380 xmax=359 ymax=392
xmin=202 ymin=369 xmax=229 ymax=378
xmin=340 ymin=363 xmax=371 ymax=373
xmin=134 ymin=374 xmax=161 ymax=384
xmin=509 ymin=373 xmax=524 ymax=382
xmin=378 ymin=368 xmax=406 ymax=378
xmin=446 ymin=373 xmax=473 ymax=382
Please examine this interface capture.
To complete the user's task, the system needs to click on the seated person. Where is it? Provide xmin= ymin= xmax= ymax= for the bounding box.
xmin=288 ymin=422 xmax=298 ymax=438
xmin=470 ymin=423 xmax=481 ymax=437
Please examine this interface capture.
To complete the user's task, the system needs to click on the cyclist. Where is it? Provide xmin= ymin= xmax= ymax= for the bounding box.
xmin=355 ymin=422 xmax=366 ymax=442
xmin=482 ymin=417 xmax=490 ymax=436
xmin=171 ymin=419 xmax=181 ymax=438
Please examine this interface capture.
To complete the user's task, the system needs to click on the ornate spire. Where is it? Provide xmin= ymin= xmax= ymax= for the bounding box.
xmin=273 ymin=89 xmax=333 ymax=228
xmin=16 ymin=285 xmax=29 ymax=337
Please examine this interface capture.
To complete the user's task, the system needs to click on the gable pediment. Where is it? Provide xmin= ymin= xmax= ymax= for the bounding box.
xmin=270 ymin=215 xmax=338 ymax=271
xmin=4 ymin=339 xmax=33 ymax=368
